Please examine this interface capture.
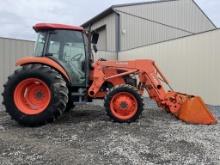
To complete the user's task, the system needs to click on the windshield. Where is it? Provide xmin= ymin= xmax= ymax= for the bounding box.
xmin=34 ymin=30 xmax=85 ymax=57
xmin=34 ymin=30 xmax=86 ymax=86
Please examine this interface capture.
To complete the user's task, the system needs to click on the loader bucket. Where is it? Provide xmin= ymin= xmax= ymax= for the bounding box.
xmin=177 ymin=96 xmax=217 ymax=125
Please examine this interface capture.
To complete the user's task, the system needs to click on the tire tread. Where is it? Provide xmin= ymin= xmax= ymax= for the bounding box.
xmin=2 ymin=64 xmax=69 ymax=126
xmin=104 ymin=84 xmax=144 ymax=123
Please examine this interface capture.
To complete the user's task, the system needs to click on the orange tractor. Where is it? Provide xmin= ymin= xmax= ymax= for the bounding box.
xmin=2 ymin=23 xmax=217 ymax=126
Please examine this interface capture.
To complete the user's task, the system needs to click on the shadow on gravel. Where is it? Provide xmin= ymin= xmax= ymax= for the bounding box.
xmin=57 ymin=107 xmax=109 ymax=124
xmin=0 ymin=102 xmax=219 ymax=165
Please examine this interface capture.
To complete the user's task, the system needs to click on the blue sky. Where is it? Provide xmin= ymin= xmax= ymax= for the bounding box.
xmin=0 ymin=0 xmax=219 ymax=40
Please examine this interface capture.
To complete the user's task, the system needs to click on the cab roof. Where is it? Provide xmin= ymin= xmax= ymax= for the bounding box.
xmin=33 ymin=23 xmax=84 ymax=32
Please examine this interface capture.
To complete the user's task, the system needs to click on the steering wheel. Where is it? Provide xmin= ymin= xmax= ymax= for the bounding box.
xmin=71 ymin=53 xmax=83 ymax=61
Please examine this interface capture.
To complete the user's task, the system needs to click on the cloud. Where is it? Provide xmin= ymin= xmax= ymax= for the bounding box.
xmin=194 ymin=0 xmax=220 ymax=27
xmin=0 ymin=0 xmax=219 ymax=40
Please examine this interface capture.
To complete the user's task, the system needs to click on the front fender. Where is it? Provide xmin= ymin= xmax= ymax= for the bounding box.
xmin=16 ymin=57 xmax=70 ymax=81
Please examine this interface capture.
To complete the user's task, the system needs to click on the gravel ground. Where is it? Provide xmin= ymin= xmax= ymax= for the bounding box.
xmin=0 ymin=99 xmax=219 ymax=165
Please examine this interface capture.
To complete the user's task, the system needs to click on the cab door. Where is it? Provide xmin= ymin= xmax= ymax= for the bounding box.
xmin=46 ymin=30 xmax=86 ymax=86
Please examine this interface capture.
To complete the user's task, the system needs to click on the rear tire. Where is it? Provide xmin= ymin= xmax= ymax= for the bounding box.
xmin=65 ymin=100 xmax=75 ymax=112
xmin=104 ymin=84 xmax=144 ymax=123
xmin=2 ymin=64 xmax=68 ymax=126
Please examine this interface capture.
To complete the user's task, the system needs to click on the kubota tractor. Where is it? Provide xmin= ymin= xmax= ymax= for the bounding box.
xmin=2 ymin=23 xmax=217 ymax=126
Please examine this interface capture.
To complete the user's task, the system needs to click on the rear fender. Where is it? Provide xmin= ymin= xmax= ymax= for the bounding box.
xmin=16 ymin=57 xmax=71 ymax=82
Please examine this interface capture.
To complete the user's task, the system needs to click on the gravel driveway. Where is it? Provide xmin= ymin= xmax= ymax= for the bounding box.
xmin=0 ymin=99 xmax=219 ymax=165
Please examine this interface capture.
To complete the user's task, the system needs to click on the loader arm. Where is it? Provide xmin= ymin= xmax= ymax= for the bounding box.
xmin=89 ymin=60 xmax=217 ymax=125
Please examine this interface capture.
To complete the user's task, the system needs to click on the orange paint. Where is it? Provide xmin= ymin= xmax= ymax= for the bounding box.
xmin=16 ymin=57 xmax=70 ymax=81
xmin=110 ymin=92 xmax=138 ymax=121
xmin=177 ymin=96 xmax=217 ymax=125
xmin=14 ymin=78 xmax=51 ymax=115
xmin=88 ymin=59 xmax=217 ymax=125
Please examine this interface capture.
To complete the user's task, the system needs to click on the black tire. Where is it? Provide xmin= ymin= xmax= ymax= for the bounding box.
xmin=65 ymin=100 xmax=75 ymax=112
xmin=2 ymin=64 xmax=69 ymax=126
xmin=104 ymin=84 xmax=144 ymax=123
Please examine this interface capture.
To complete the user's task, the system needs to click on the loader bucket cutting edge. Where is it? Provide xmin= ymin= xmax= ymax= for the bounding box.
xmin=176 ymin=96 xmax=217 ymax=125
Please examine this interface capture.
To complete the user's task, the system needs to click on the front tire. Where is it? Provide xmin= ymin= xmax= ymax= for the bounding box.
xmin=104 ymin=84 xmax=144 ymax=123
xmin=2 ymin=64 xmax=68 ymax=126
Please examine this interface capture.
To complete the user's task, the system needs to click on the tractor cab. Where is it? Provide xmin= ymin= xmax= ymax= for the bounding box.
xmin=2 ymin=23 xmax=217 ymax=126
xmin=33 ymin=23 xmax=90 ymax=86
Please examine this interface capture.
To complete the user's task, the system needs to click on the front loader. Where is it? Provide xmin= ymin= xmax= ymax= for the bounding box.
xmin=2 ymin=23 xmax=217 ymax=126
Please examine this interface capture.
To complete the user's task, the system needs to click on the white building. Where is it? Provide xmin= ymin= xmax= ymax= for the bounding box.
xmin=0 ymin=37 xmax=34 ymax=103
xmin=0 ymin=0 xmax=219 ymax=105
xmin=82 ymin=0 xmax=219 ymax=105
xmin=82 ymin=0 xmax=216 ymax=60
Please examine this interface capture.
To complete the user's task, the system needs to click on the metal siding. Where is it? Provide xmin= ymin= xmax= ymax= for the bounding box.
xmin=115 ymin=0 xmax=215 ymax=50
xmin=0 ymin=38 xmax=35 ymax=103
xmin=96 ymin=27 xmax=107 ymax=51
xmin=84 ymin=13 xmax=118 ymax=61
xmin=90 ymin=13 xmax=116 ymax=52
xmin=119 ymin=12 xmax=189 ymax=51
xmin=119 ymin=29 xmax=220 ymax=105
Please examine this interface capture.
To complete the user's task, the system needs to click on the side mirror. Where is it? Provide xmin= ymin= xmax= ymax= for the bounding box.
xmin=91 ymin=32 xmax=99 ymax=44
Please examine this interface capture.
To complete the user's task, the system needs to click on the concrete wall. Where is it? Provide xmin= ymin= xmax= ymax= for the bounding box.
xmin=119 ymin=29 xmax=220 ymax=105
xmin=115 ymin=0 xmax=215 ymax=51
xmin=0 ymin=38 xmax=35 ymax=103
